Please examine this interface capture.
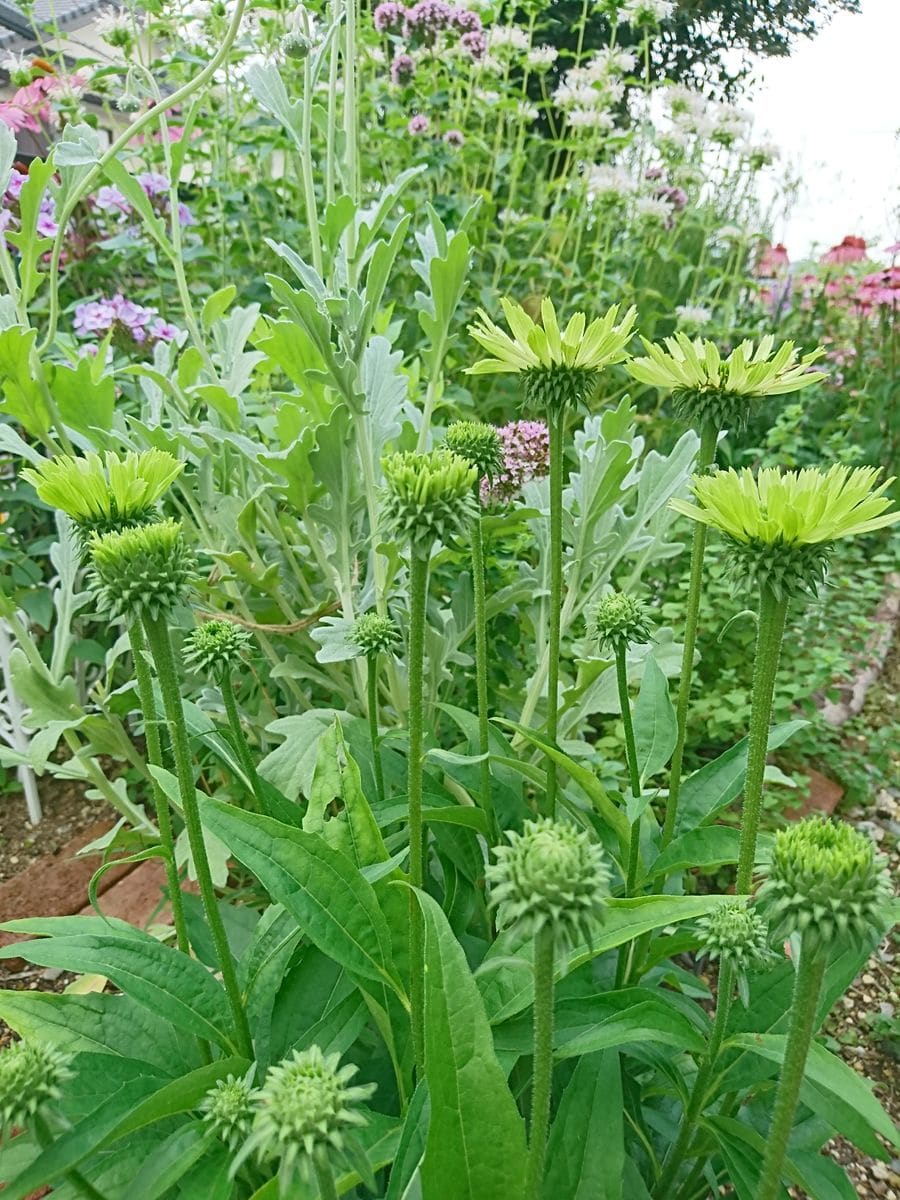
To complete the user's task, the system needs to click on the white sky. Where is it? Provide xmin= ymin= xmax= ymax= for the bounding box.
xmin=748 ymin=0 xmax=899 ymax=260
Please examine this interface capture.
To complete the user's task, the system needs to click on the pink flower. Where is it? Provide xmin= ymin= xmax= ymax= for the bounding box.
xmin=481 ymin=420 xmax=551 ymax=506
xmin=460 ymin=29 xmax=486 ymax=58
xmin=373 ymin=1 xmax=406 ymax=34
xmin=820 ymin=235 xmax=868 ymax=265
xmin=443 ymin=128 xmax=465 ymax=148
xmin=756 ymin=242 xmax=789 ymax=276
xmin=391 ymin=53 xmax=416 ymax=86
xmin=93 ymin=186 xmax=131 ymax=215
xmin=448 ymin=6 xmax=481 ymax=33
xmin=407 ymin=114 xmax=429 ymax=135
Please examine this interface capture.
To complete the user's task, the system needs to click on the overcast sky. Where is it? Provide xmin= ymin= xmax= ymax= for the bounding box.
xmin=749 ymin=0 xmax=899 ymax=260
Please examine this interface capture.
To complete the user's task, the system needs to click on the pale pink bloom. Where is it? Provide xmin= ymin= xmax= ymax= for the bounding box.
xmin=756 ymin=242 xmax=789 ymax=276
xmin=820 ymin=235 xmax=868 ymax=265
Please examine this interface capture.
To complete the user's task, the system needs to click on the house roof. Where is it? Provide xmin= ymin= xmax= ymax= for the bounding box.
xmin=0 ymin=0 xmax=107 ymax=51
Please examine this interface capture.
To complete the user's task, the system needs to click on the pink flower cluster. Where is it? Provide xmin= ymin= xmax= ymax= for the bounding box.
xmin=1 ymin=167 xmax=58 ymax=240
xmin=0 ymin=72 xmax=87 ymax=134
xmin=91 ymin=171 xmax=194 ymax=229
xmin=756 ymin=235 xmax=900 ymax=321
xmin=73 ymin=294 xmax=180 ymax=349
xmin=481 ymin=420 xmax=551 ymax=506
xmin=373 ymin=0 xmax=486 ymax=90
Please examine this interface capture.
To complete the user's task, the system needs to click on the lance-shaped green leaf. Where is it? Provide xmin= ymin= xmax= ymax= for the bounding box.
xmin=544 ymin=1050 xmax=624 ymax=1200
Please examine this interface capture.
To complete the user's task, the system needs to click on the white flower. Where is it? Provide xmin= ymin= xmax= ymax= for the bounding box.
xmin=634 ymin=194 xmax=673 ymax=223
xmin=181 ymin=0 xmax=211 ymax=17
xmin=1 ymin=51 xmax=32 ymax=85
xmin=487 ymin=25 xmax=530 ymax=52
xmin=567 ymin=107 xmax=615 ymax=130
xmin=717 ymin=224 xmax=745 ymax=241
xmin=516 ymin=101 xmax=539 ymax=122
xmin=620 ymin=0 xmax=675 ymax=24
xmin=475 ymin=88 xmax=501 ymax=104
xmin=588 ymin=47 xmax=637 ymax=74
xmin=674 ymin=304 xmax=712 ymax=326
xmin=95 ymin=5 xmax=135 ymax=41
xmin=527 ymin=44 xmax=558 ymax=69
xmin=584 ymin=163 xmax=637 ymax=200
xmin=499 ymin=208 xmax=527 ymax=224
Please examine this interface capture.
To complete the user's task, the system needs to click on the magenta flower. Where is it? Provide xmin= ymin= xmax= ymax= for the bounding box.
xmin=93 ymin=186 xmax=131 ymax=215
xmin=373 ymin=1 xmax=406 ymax=34
xmin=407 ymin=113 xmax=430 ymax=135
xmin=756 ymin=242 xmax=789 ymax=277
xmin=391 ymin=53 xmax=416 ymax=85
xmin=73 ymin=293 xmax=182 ymax=349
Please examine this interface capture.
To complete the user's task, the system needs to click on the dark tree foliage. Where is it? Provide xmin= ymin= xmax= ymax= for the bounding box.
xmin=533 ymin=0 xmax=860 ymax=96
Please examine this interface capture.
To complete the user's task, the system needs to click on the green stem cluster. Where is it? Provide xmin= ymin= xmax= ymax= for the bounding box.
xmin=220 ymin=667 xmax=264 ymax=814
xmin=142 ymin=614 xmax=253 ymax=1060
xmin=614 ymin=645 xmax=643 ymax=988
xmin=663 ymin=420 xmax=718 ymax=846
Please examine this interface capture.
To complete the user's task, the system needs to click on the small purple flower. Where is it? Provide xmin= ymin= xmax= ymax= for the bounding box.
xmin=480 ymin=420 xmax=550 ymax=506
xmin=138 ymin=171 xmax=169 ymax=199
xmin=177 ymin=202 xmax=194 ymax=226
xmin=443 ymin=128 xmax=465 ymax=148
xmin=373 ymin=1 xmax=406 ymax=34
xmin=654 ymin=184 xmax=688 ymax=211
xmin=74 ymin=298 xmax=117 ymax=335
xmin=448 ymin=6 xmax=481 ymax=33
xmin=93 ymin=185 xmax=131 ymax=215
xmin=404 ymin=0 xmax=451 ymax=45
xmin=460 ymin=29 xmax=486 ymax=59
xmin=391 ymin=53 xmax=416 ymax=86
xmin=149 ymin=318 xmax=179 ymax=342
xmin=73 ymin=292 xmax=181 ymax=349
xmin=407 ymin=113 xmax=429 ymax=135
xmin=5 ymin=169 xmax=26 ymax=201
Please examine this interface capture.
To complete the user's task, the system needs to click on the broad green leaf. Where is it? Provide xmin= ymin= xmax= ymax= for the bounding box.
xmin=0 ymin=990 xmax=200 ymax=1075
xmin=0 ymin=930 xmax=235 ymax=1048
xmin=202 ymin=284 xmax=238 ymax=329
xmin=199 ymin=798 xmax=403 ymax=994
xmin=705 ymin=1116 xmax=788 ymax=1200
xmin=50 ymin=358 xmax=115 ymax=440
xmin=651 ymin=827 xmax=774 ymax=879
xmin=554 ymin=999 xmax=706 ymax=1059
xmin=305 ymin=718 xmax=390 ymax=867
xmin=127 ymin=1123 xmax=211 ymax=1199
xmin=632 ymin=657 xmax=677 ymax=783
xmin=727 ymin=1034 xmax=899 ymax=1156
xmin=479 ymin=895 xmax=727 ymax=1023
xmin=176 ymin=1147 xmax=234 ymax=1199
xmin=543 ymin=1051 xmax=623 ymax=1200
xmin=417 ymin=890 xmax=527 ymax=1200
xmin=675 ymin=720 xmax=806 ymax=834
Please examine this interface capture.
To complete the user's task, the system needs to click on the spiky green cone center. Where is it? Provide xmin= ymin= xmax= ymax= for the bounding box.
xmin=351 ymin=612 xmax=398 ymax=657
xmin=200 ymin=1074 xmax=255 ymax=1150
xmin=382 ymin=449 xmax=478 ymax=550
xmin=90 ymin=519 xmax=194 ymax=622
xmin=522 ymin=364 xmax=599 ymax=413
xmin=486 ymin=817 xmax=610 ymax=948
xmin=672 ymin=386 xmax=754 ymax=433
xmin=444 ymin=421 xmax=504 ymax=480
xmin=183 ymin=620 xmax=252 ymax=675
xmin=724 ymin=535 xmax=832 ymax=600
xmin=0 ymin=1041 xmax=72 ymax=1135
xmin=697 ymin=901 xmax=771 ymax=972
xmin=756 ymin=817 xmax=891 ymax=953
xmin=589 ymin=592 xmax=654 ymax=654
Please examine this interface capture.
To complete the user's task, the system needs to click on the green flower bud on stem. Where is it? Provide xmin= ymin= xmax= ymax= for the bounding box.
xmin=90 ymin=519 xmax=193 ymax=623
xmin=183 ymin=619 xmax=253 ymax=676
xmin=444 ymin=420 xmax=503 ymax=481
xmin=200 ymin=1071 xmax=256 ymax=1151
xmin=588 ymin=591 xmax=654 ymax=656
xmin=382 ymin=448 xmax=477 ymax=549
xmin=0 ymin=1040 xmax=72 ymax=1137
xmin=350 ymin=612 xmax=399 ymax=658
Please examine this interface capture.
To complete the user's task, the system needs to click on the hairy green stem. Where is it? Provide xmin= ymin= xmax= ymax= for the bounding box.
xmin=545 ymin=407 xmax=566 ymax=817
xmin=663 ymin=420 xmax=719 ymax=845
xmin=127 ymin=625 xmax=189 ymax=953
xmin=220 ymin=666 xmax=263 ymax=814
xmin=33 ymin=1112 xmax=109 ymax=1200
xmin=756 ymin=948 xmax=826 ymax=1200
xmin=469 ymin=512 xmax=496 ymax=839
xmin=366 ymin=653 xmax=386 ymax=807
xmin=614 ymin=643 xmax=643 ymax=986
xmin=407 ymin=548 xmax=430 ymax=1074
xmin=653 ymin=961 xmax=735 ymax=1199
xmin=736 ymin=585 xmax=789 ymax=894
xmin=142 ymin=614 xmax=253 ymax=1059
xmin=526 ymin=924 xmax=556 ymax=1200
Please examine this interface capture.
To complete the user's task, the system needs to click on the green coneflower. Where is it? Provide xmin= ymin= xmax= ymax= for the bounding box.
xmin=200 ymin=1070 xmax=257 ymax=1152
xmin=21 ymin=449 xmax=183 ymax=548
xmin=381 ymin=448 xmax=477 ymax=549
xmin=671 ymin=466 xmax=899 ymax=896
xmin=350 ymin=612 xmax=399 ymax=808
xmin=467 ymin=298 xmax=637 ymax=819
xmin=754 ymin=818 xmax=893 ymax=1200
xmin=444 ymin=420 xmax=504 ymax=480
xmin=0 ymin=1040 xmax=72 ymax=1138
xmin=487 ymin=817 xmax=609 ymax=1200
xmin=627 ymin=334 xmax=826 ymax=432
xmin=183 ymin=619 xmax=253 ymax=676
xmin=245 ymin=1046 xmax=375 ymax=1198
xmin=89 ymin=519 xmax=193 ymax=623
xmin=588 ymin=591 xmax=654 ymax=657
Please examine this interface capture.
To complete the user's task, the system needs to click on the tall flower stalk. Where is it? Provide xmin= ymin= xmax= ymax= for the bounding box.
xmin=350 ymin=613 xmax=399 ymax=807
xmin=468 ymin=298 xmax=637 ymax=816
xmin=382 ymin=448 xmax=477 ymax=1072
xmin=626 ymin=334 xmax=826 ymax=845
xmin=487 ymin=818 xmax=609 ymax=1200
xmin=670 ymin=464 xmax=899 ymax=890
xmin=753 ymin=818 xmax=890 ymax=1200
xmin=444 ymin=422 xmax=504 ymax=838
xmin=89 ymin=520 xmax=253 ymax=1059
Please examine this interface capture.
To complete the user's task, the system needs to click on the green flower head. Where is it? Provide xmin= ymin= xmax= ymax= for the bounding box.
xmin=90 ymin=518 xmax=194 ymax=622
xmin=467 ymin=297 xmax=637 ymax=413
xmin=21 ymin=450 xmax=183 ymax=546
xmin=756 ymin=817 xmax=892 ymax=954
xmin=444 ymin=421 xmax=504 ymax=481
xmin=697 ymin=900 xmax=772 ymax=974
xmin=670 ymin=465 xmax=900 ymax=598
xmin=350 ymin=612 xmax=399 ymax=657
xmin=486 ymin=817 xmax=610 ymax=949
xmin=382 ymin=448 xmax=478 ymax=549
xmin=0 ymin=1040 xmax=73 ymax=1137
xmin=183 ymin=620 xmax=253 ymax=676
xmin=588 ymin=591 xmax=654 ymax=655
xmin=627 ymin=334 xmax=826 ymax=432
xmin=200 ymin=1070 xmax=256 ymax=1151
xmin=246 ymin=1046 xmax=374 ymax=1182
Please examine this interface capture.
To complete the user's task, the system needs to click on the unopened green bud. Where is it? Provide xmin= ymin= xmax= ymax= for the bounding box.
xmin=444 ymin=421 xmax=504 ymax=481
xmin=90 ymin=518 xmax=193 ymax=622
xmin=588 ymin=591 xmax=654 ymax=655
xmin=697 ymin=900 xmax=772 ymax=973
xmin=756 ymin=817 xmax=892 ymax=954
xmin=486 ymin=817 xmax=610 ymax=949
xmin=183 ymin=619 xmax=252 ymax=675
xmin=350 ymin=612 xmax=398 ymax=657
xmin=0 ymin=1040 xmax=72 ymax=1136
xmin=200 ymin=1071 xmax=256 ymax=1151
xmin=382 ymin=448 xmax=478 ymax=549
xmin=280 ymin=30 xmax=311 ymax=58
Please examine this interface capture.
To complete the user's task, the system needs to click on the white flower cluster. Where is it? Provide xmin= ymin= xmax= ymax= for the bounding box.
xmin=553 ymin=51 xmax=632 ymax=132
xmin=674 ymin=303 xmax=712 ymax=326
xmin=665 ymin=86 xmax=753 ymax=146
xmin=619 ymin=0 xmax=675 ymax=25
xmin=634 ymin=194 xmax=673 ymax=223
xmin=527 ymin=44 xmax=558 ymax=70
xmin=584 ymin=162 xmax=638 ymax=201
xmin=487 ymin=25 xmax=531 ymax=52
